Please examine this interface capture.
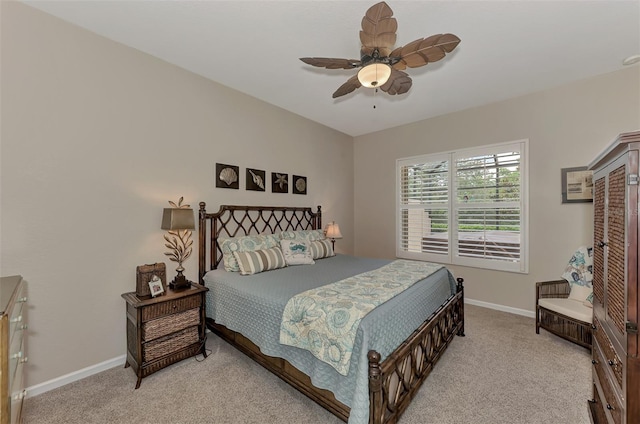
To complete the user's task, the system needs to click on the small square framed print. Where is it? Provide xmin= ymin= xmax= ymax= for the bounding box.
xmin=272 ymin=172 xmax=288 ymax=193
xmin=246 ymin=168 xmax=266 ymax=192
xmin=292 ymin=175 xmax=307 ymax=195
xmin=216 ymin=163 xmax=239 ymax=189
xmin=148 ymin=275 xmax=165 ymax=297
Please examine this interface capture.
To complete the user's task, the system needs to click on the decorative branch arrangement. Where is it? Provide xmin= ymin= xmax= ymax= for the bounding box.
xmin=163 ymin=197 xmax=193 ymax=273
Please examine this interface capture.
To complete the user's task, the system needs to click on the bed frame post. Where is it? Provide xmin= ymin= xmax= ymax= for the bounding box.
xmin=368 ymin=351 xmax=382 ymax=424
xmin=198 ymin=202 xmax=207 ymax=285
xmin=456 ymin=277 xmax=465 ymax=337
xmin=316 ymin=206 xmax=322 ymax=230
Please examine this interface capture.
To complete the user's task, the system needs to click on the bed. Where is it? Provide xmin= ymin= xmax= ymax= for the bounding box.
xmin=197 ymin=203 xmax=465 ymax=424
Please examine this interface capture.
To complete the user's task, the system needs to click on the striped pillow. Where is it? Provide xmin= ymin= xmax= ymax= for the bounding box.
xmin=233 ymin=247 xmax=287 ymax=275
xmin=309 ymin=239 xmax=334 ymax=260
xmin=219 ymin=234 xmax=281 ymax=272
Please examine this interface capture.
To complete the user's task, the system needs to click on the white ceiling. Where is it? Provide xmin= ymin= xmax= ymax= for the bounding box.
xmin=22 ymin=1 xmax=640 ymax=137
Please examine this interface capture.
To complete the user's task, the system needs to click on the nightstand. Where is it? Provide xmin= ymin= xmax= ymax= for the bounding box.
xmin=122 ymin=283 xmax=208 ymax=389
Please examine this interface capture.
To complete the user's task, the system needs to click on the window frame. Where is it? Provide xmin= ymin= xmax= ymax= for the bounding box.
xmin=396 ymin=139 xmax=529 ymax=274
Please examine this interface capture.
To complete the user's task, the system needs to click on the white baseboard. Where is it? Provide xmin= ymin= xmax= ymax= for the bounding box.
xmin=26 ymin=354 xmax=126 ymax=398
xmin=465 ymin=297 xmax=535 ymax=318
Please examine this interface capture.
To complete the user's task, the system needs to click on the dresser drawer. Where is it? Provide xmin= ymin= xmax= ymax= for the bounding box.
xmin=142 ymin=308 xmax=199 ymax=341
xmin=140 ymin=294 xmax=201 ymax=322
xmin=10 ymin=355 xmax=25 ymax=424
xmin=8 ymin=331 xmax=25 ymax=391
xmin=589 ymin=382 xmax=610 ymax=424
xmin=593 ymin=339 xmax=623 ymax=424
xmin=142 ymin=326 xmax=199 ymax=362
xmin=593 ymin=316 xmax=623 ymax=390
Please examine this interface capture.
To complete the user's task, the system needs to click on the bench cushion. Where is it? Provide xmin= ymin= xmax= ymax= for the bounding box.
xmin=538 ymin=298 xmax=592 ymax=324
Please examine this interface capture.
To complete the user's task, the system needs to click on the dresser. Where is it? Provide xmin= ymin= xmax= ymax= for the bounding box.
xmin=122 ymin=283 xmax=208 ymax=389
xmin=587 ymin=131 xmax=640 ymax=424
xmin=1 ymin=276 xmax=28 ymax=424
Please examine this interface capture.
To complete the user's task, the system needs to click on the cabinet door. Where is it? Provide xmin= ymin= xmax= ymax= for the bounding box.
xmin=594 ymin=175 xmax=605 ymax=309
xmin=594 ymin=151 xmax=639 ymax=355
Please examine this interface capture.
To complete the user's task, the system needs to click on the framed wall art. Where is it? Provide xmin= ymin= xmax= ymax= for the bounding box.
xmin=272 ymin=172 xmax=288 ymax=193
xmin=246 ymin=168 xmax=266 ymax=192
xmin=561 ymin=166 xmax=593 ymax=203
xmin=216 ymin=163 xmax=239 ymax=189
xmin=292 ymin=175 xmax=307 ymax=195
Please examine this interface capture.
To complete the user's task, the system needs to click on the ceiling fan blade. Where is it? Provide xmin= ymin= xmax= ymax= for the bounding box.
xmin=360 ymin=1 xmax=397 ymax=57
xmin=379 ymin=69 xmax=412 ymax=95
xmin=392 ymin=33 xmax=461 ymax=70
xmin=300 ymin=57 xmax=361 ymax=70
xmin=332 ymin=75 xmax=362 ymax=98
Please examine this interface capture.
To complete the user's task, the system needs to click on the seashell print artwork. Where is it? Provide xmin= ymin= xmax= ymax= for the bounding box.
xmin=249 ymin=169 xmax=265 ymax=189
xmin=246 ymin=168 xmax=266 ymax=191
xmin=219 ymin=167 xmax=238 ymax=185
xmin=293 ymin=175 xmax=307 ymax=195
xmin=215 ymin=163 xmax=239 ymax=189
xmin=295 ymin=178 xmax=306 ymax=192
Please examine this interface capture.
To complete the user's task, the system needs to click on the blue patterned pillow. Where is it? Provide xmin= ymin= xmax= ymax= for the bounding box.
xmin=561 ymin=246 xmax=593 ymax=287
xmin=562 ymin=246 xmax=593 ymax=303
xmin=279 ymin=230 xmax=325 ymax=243
xmin=219 ymin=234 xmax=281 ymax=272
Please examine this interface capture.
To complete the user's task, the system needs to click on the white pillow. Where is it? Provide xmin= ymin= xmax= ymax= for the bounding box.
xmin=280 ymin=239 xmax=315 ymax=266
xmin=568 ymin=284 xmax=592 ymax=303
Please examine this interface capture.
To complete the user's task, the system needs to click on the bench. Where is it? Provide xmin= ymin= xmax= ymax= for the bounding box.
xmin=535 ymin=279 xmax=592 ymax=350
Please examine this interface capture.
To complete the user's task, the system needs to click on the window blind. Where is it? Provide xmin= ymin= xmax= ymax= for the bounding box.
xmin=397 ymin=141 xmax=528 ymax=273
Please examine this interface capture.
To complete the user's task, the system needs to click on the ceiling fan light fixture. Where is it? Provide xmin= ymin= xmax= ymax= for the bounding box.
xmin=357 ymin=63 xmax=391 ymax=88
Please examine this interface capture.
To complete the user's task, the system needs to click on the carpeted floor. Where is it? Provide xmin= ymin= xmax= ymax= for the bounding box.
xmin=23 ymin=305 xmax=591 ymax=424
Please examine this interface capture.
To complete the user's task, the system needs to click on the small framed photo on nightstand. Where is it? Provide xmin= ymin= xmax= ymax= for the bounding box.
xmin=148 ymin=275 xmax=164 ymax=297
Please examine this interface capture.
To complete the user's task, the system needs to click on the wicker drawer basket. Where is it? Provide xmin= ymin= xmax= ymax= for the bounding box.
xmin=593 ymin=316 xmax=623 ymax=388
xmin=143 ymin=308 xmax=199 ymax=341
xmin=141 ymin=294 xmax=201 ymax=322
xmin=143 ymin=326 xmax=199 ymax=363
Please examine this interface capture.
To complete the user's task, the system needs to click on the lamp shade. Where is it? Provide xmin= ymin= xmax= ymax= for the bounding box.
xmin=325 ymin=222 xmax=343 ymax=239
xmin=161 ymin=208 xmax=195 ymax=230
xmin=357 ymin=63 xmax=391 ymax=88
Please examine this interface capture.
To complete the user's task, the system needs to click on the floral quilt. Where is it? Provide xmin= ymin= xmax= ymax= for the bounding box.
xmin=279 ymin=260 xmax=443 ymax=375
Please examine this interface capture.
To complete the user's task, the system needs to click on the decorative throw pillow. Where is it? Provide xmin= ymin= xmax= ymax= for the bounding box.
xmin=561 ymin=246 xmax=594 ymax=303
xmin=583 ymin=292 xmax=594 ymax=308
xmin=309 ymin=239 xmax=334 ymax=260
xmin=280 ymin=239 xmax=315 ymax=266
xmin=219 ymin=234 xmax=281 ymax=272
xmin=568 ymin=284 xmax=592 ymax=303
xmin=561 ymin=246 xmax=593 ymax=286
xmin=233 ymin=247 xmax=287 ymax=276
xmin=279 ymin=229 xmax=325 ymax=243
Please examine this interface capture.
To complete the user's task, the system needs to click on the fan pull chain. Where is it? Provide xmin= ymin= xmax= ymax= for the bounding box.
xmin=373 ymin=88 xmax=378 ymax=109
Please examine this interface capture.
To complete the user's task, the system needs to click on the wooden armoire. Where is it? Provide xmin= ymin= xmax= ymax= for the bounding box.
xmin=587 ymin=130 xmax=640 ymax=424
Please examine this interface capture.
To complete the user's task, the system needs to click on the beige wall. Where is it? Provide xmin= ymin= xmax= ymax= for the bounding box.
xmin=0 ymin=2 xmax=353 ymax=387
xmin=354 ymin=66 xmax=640 ymax=312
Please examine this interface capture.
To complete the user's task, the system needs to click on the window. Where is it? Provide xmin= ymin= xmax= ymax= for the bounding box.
xmin=397 ymin=140 xmax=528 ymax=273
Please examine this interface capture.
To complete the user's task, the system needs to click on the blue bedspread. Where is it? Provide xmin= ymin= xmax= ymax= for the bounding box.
xmin=203 ymin=254 xmax=456 ymax=424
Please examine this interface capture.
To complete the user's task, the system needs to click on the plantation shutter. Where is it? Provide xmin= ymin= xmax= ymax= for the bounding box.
xmin=397 ymin=154 xmax=451 ymax=262
xmin=396 ymin=140 xmax=528 ymax=273
xmin=453 ymin=143 xmax=525 ymax=272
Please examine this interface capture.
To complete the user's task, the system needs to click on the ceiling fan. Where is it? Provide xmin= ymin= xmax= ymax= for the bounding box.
xmin=300 ymin=1 xmax=461 ymax=98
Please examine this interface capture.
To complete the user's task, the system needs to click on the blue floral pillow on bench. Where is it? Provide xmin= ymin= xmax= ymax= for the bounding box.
xmin=561 ymin=246 xmax=593 ymax=304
